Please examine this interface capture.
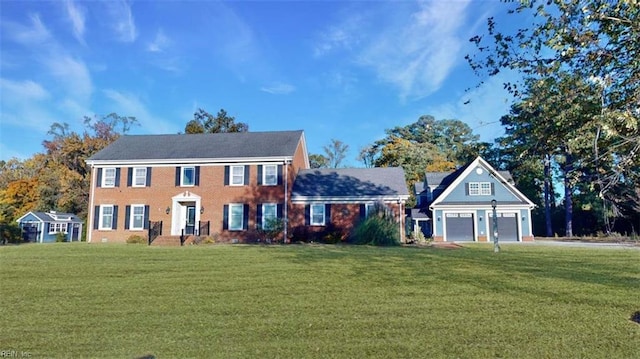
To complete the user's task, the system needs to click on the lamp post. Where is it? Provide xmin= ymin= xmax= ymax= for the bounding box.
xmin=491 ymin=199 xmax=500 ymax=253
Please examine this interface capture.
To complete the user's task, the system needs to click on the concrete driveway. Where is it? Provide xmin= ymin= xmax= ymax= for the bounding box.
xmin=506 ymin=239 xmax=640 ymax=250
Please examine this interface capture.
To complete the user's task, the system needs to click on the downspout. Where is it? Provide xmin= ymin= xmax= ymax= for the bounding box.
xmin=88 ymin=165 xmax=96 ymax=243
xmin=283 ymin=159 xmax=290 ymax=243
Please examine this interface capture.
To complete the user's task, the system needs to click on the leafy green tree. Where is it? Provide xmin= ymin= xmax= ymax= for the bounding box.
xmin=308 ymin=154 xmax=329 ymax=169
xmin=184 ymin=108 xmax=248 ymax=134
xmin=467 ymin=0 xmax=640 ymax=235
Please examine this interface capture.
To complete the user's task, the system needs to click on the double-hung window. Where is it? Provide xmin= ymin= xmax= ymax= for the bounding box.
xmin=262 ymin=203 xmax=277 ymax=229
xmin=231 ymin=166 xmax=245 ymax=186
xmin=182 ymin=167 xmax=195 ymax=186
xmin=310 ymin=204 xmax=325 ymax=226
xmin=263 ymin=165 xmax=277 ymax=185
xmin=480 ymin=182 xmax=492 ymax=195
xmin=100 ymin=205 xmax=114 ymax=230
xmin=229 ymin=204 xmax=244 ymax=230
xmin=102 ymin=168 xmax=116 ymax=187
xmin=133 ymin=167 xmax=147 ymax=187
xmin=130 ymin=205 xmax=145 ymax=230
xmin=365 ymin=203 xmax=377 ymax=218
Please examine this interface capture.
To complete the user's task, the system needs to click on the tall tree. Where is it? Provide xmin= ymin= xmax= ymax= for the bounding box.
xmin=184 ymin=108 xmax=248 ymax=134
xmin=323 ymin=139 xmax=349 ymax=168
xmin=309 ymin=154 xmax=329 ymax=169
xmin=467 ymin=0 xmax=639 ymax=235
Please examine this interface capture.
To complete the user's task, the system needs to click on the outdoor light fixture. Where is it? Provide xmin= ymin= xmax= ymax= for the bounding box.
xmin=166 ymin=206 xmax=171 ymax=215
xmin=491 ymin=199 xmax=499 ymax=253
xmin=200 ymin=206 xmax=204 ymax=214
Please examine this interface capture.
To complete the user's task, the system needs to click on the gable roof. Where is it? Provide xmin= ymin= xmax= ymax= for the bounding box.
xmin=291 ymin=167 xmax=409 ymax=203
xmin=419 ymin=168 xmax=513 ymax=194
xmin=16 ymin=211 xmax=82 ymax=223
xmin=86 ymin=130 xmax=305 ymax=164
xmin=429 ymin=156 xmax=534 ymax=208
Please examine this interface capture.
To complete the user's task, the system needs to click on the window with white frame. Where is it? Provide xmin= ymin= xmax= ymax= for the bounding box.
xmin=468 ymin=182 xmax=492 ymax=196
xmin=48 ymin=222 xmax=68 ymax=234
xmin=365 ymin=203 xmax=377 ymax=218
xmin=182 ymin=167 xmax=195 ymax=186
xmin=310 ymin=204 xmax=325 ymax=226
xmin=231 ymin=166 xmax=245 ymax=185
xmin=229 ymin=204 xmax=244 ymax=230
xmin=100 ymin=205 xmax=114 ymax=230
xmin=102 ymin=168 xmax=116 ymax=187
xmin=263 ymin=165 xmax=277 ymax=185
xmin=130 ymin=205 xmax=145 ymax=230
xmin=133 ymin=167 xmax=147 ymax=187
xmin=262 ymin=203 xmax=277 ymax=229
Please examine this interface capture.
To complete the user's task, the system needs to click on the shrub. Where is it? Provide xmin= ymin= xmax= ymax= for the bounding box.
xmin=350 ymin=205 xmax=400 ymax=246
xmin=0 ymin=223 xmax=23 ymax=244
xmin=55 ymin=232 xmax=67 ymax=242
xmin=258 ymin=218 xmax=285 ymax=243
xmin=126 ymin=235 xmax=147 ymax=244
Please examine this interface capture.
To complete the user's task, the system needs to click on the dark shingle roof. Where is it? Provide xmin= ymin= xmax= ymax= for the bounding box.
xmin=292 ymin=167 xmax=409 ymax=198
xmin=87 ymin=130 xmax=304 ymax=162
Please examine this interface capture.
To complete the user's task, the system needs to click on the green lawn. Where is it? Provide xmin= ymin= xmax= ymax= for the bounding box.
xmin=1 ymin=243 xmax=638 ymax=358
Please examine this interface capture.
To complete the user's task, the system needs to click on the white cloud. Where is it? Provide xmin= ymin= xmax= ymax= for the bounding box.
xmin=314 ymin=1 xmax=472 ymax=100
xmin=3 ymin=13 xmax=51 ymax=45
xmin=428 ymin=73 xmax=515 ymax=142
xmin=260 ymin=82 xmax=296 ymax=95
xmin=108 ymin=0 xmax=137 ymax=43
xmin=64 ymin=0 xmax=86 ymax=44
xmin=0 ymin=79 xmax=50 ymax=102
xmin=45 ymin=54 xmax=93 ymax=101
xmin=103 ymin=89 xmax=176 ymax=134
xmin=147 ymin=28 xmax=170 ymax=52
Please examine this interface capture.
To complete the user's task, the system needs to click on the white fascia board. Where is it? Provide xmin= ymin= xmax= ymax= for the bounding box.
xmin=86 ymin=156 xmax=294 ymax=167
xmin=292 ymin=195 xmax=409 ymax=204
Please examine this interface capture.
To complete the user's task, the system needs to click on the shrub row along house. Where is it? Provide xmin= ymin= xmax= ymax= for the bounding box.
xmin=85 ymin=130 xmax=409 ymax=244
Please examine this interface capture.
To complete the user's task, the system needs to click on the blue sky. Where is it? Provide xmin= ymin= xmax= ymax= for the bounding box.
xmin=1 ymin=0 xmax=520 ymax=165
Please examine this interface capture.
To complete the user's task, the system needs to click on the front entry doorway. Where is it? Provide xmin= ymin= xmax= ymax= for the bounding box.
xmin=185 ymin=205 xmax=196 ymax=235
xmin=171 ymin=191 xmax=201 ymax=236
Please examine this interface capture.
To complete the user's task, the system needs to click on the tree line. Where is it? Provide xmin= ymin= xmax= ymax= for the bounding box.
xmin=1 ymin=0 xmax=638 ymax=240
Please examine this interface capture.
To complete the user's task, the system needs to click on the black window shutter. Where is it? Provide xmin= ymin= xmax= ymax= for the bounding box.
xmin=175 ymin=167 xmax=181 ymax=186
xmin=465 ymin=183 xmax=469 ymax=195
xmin=112 ymin=205 xmax=119 ymax=229
xmin=360 ymin=204 xmax=366 ymax=219
xmin=146 ymin=167 xmax=152 ymax=186
xmin=93 ymin=206 xmax=100 ymax=229
xmin=224 ymin=166 xmax=230 ymax=185
xmin=256 ymin=204 xmax=262 ymax=229
xmin=96 ymin=169 xmax=102 ymax=188
xmin=244 ymin=165 xmax=250 ymax=185
xmin=491 ymin=182 xmax=495 ymax=195
xmin=127 ymin=168 xmax=133 ymax=187
xmin=45 ymin=222 xmax=50 ymax=233
xmin=115 ymin=168 xmax=121 ymax=187
xmin=325 ymin=204 xmax=331 ymax=225
xmin=143 ymin=205 xmax=150 ymax=229
xmin=257 ymin=165 xmax=263 ymax=185
xmin=124 ymin=205 xmax=131 ymax=229
xmin=277 ymin=165 xmax=283 ymax=185
xmin=305 ymin=205 xmax=310 ymax=226
xmin=243 ymin=204 xmax=249 ymax=230
xmin=277 ymin=204 xmax=283 ymax=218
xmin=195 ymin=166 xmax=200 ymax=186
xmin=223 ymin=205 xmax=229 ymax=230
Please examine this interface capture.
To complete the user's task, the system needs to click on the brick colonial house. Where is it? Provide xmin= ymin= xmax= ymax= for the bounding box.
xmin=85 ymin=131 xmax=409 ymax=244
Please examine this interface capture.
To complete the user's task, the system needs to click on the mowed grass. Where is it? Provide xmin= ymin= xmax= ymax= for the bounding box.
xmin=1 ymin=243 xmax=639 ymax=358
